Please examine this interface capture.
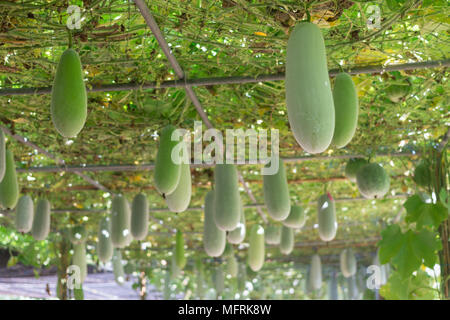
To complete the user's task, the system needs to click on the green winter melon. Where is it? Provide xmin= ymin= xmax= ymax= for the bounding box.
xmin=110 ymin=195 xmax=131 ymax=248
xmin=282 ymin=204 xmax=306 ymax=229
xmin=332 ymin=73 xmax=359 ymax=148
xmin=170 ymin=253 xmax=181 ymax=280
xmin=263 ymin=158 xmax=291 ymax=221
xmin=74 ymin=285 xmax=84 ymax=300
xmin=344 ymin=158 xmax=368 ymax=183
xmin=279 ymin=226 xmax=294 ymax=255
xmin=347 ymin=276 xmax=359 ymax=300
xmin=72 ymin=243 xmax=87 ymax=283
xmin=0 ymin=149 xmax=19 ymax=209
xmin=386 ymin=84 xmax=410 ymax=103
xmin=195 ymin=258 xmax=205 ymax=300
xmin=165 ymin=162 xmax=192 ymax=213
xmin=328 ymin=272 xmax=339 ymax=300
xmin=413 ymin=161 xmax=431 ymax=187
xmin=31 ymin=199 xmax=51 ymax=241
xmin=97 ymin=216 xmax=113 ymax=263
xmin=227 ymin=200 xmax=246 ymax=244
xmin=265 ymin=225 xmax=281 ymax=245
xmin=112 ymin=249 xmax=125 ymax=285
xmin=131 ymin=193 xmax=149 ymax=240
xmin=203 ymin=190 xmax=226 ymax=257
xmin=309 ymin=254 xmax=322 ymax=291
xmin=317 ymin=193 xmax=337 ymax=242
xmin=15 ymin=195 xmax=33 ymax=233
xmin=0 ymin=129 xmax=5 ymax=181
xmin=175 ymin=230 xmax=187 ymax=270
xmin=164 ymin=270 xmax=171 ymax=299
xmin=50 ymin=49 xmax=87 ymax=138
xmin=214 ymin=164 xmax=241 ymax=231
xmin=213 ymin=266 xmax=224 ymax=296
xmin=286 ymin=22 xmax=335 ymax=154
xmin=340 ymin=248 xmax=357 ymax=278
xmin=154 ymin=125 xmax=182 ymax=195
xmin=69 ymin=225 xmax=87 ymax=245
xmin=247 ymin=224 xmax=265 ymax=272
xmin=356 ymin=163 xmax=390 ymax=199
xmin=226 ymin=254 xmax=238 ymax=278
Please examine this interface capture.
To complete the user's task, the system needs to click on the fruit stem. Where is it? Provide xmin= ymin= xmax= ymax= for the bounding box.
xmin=67 ymin=28 xmax=73 ymax=49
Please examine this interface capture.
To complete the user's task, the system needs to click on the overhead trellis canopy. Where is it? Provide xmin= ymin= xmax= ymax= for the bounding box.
xmin=0 ymin=0 xmax=449 ymax=299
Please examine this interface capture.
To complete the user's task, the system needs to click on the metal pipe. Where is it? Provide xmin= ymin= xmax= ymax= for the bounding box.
xmin=0 ymin=59 xmax=448 ymax=96
xmin=14 ymin=152 xmax=418 ymax=173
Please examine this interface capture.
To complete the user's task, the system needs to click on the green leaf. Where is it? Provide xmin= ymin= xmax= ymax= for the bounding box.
xmin=7 ymin=255 xmax=18 ymax=268
xmin=404 ymin=195 xmax=447 ymax=228
xmin=439 ymin=189 xmax=449 ymax=209
xmin=412 ymin=229 xmax=442 ymax=268
xmin=392 ymin=230 xmax=422 ymax=278
xmin=378 ymin=226 xmax=441 ymax=278
xmin=378 ymin=224 xmax=404 ymax=264
xmin=380 ymin=270 xmax=438 ymax=300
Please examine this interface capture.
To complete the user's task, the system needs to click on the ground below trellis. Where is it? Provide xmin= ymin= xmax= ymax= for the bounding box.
xmin=0 ymin=272 xmax=164 ymax=300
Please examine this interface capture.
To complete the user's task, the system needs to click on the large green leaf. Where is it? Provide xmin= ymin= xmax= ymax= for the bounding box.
xmin=378 ymin=224 xmax=404 ymax=264
xmin=404 ymin=195 xmax=447 ymax=229
xmin=412 ymin=229 xmax=442 ymax=268
xmin=391 ymin=230 xmax=421 ymax=278
xmin=378 ymin=225 xmax=442 ymax=278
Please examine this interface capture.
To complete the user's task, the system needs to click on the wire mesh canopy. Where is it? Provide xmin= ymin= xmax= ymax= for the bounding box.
xmin=0 ymin=0 xmax=448 ymax=299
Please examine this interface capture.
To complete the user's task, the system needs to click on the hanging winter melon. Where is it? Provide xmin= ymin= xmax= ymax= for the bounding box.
xmin=15 ymin=195 xmax=33 ymax=233
xmin=279 ymin=226 xmax=294 ymax=255
xmin=247 ymin=224 xmax=265 ymax=272
xmin=0 ymin=129 xmax=5 ymax=182
xmin=165 ymin=162 xmax=192 ymax=213
xmin=332 ymin=73 xmax=359 ymax=148
xmin=112 ymin=249 xmax=125 ymax=285
xmin=72 ymin=243 xmax=87 ymax=283
xmin=97 ymin=216 xmax=113 ymax=263
xmin=282 ymin=204 xmax=306 ymax=229
xmin=309 ymin=254 xmax=322 ymax=291
xmin=110 ymin=195 xmax=131 ymax=248
xmin=328 ymin=272 xmax=339 ymax=300
xmin=214 ymin=164 xmax=241 ymax=231
xmin=265 ymin=225 xmax=281 ymax=245
xmin=286 ymin=22 xmax=335 ymax=154
xmin=175 ymin=230 xmax=186 ymax=270
xmin=263 ymin=158 xmax=290 ymax=221
xmin=0 ymin=149 xmax=19 ymax=209
xmin=226 ymin=254 xmax=238 ymax=278
xmin=203 ymin=190 xmax=226 ymax=257
xmin=317 ymin=193 xmax=337 ymax=242
xmin=356 ymin=163 xmax=390 ymax=199
xmin=227 ymin=200 xmax=246 ymax=244
xmin=31 ymin=199 xmax=51 ymax=241
xmin=344 ymin=158 xmax=368 ymax=183
xmin=340 ymin=248 xmax=357 ymax=278
xmin=154 ymin=125 xmax=182 ymax=195
xmin=213 ymin=266 xmax=224 ymax=296
xmin=70 ymin=225 xmax=87 ymax=245
xmin=413 ymin=161 xmax=431 ymax=187
xmin=131 ymin=193 xmax=149 ymax=240
xmin=51 ymin=49 xmax=87 ymax=138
